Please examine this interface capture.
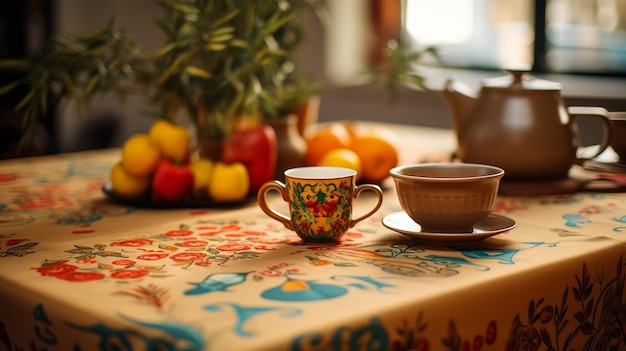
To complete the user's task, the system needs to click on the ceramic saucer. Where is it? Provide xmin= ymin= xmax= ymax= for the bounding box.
xmin=382 ymin=211 xmax=516 ymax=244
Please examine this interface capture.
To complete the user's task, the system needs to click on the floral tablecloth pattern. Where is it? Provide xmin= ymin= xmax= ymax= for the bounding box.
xmin=1 ymin=142 xmax=625 ymax=351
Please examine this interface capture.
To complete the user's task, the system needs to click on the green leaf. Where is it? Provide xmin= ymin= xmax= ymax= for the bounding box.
xmin=211 ymin=10 xmax=239 ymax=29
xmin=0 ymin=59 xmax=30 ymax=70
xmin=209 ymin=33 xmax=235 ymax=44
xmin=85 ymin=75 xmax=100 ymax=95
xmin=59 ymin=72 xmax=84 ymax=116
xmin=153 ymin=42 xmax=179 ymax=58
xmin=39 ymin=87 xmax=48 ymax=114
xmin=230 ymin=39 xmax=248 ymax=48
xmin=211 ymin=26 xmax=235 ymax=36
xmin=167 ymin=2 xmax=199 ymax=16
xmin=185 ymin=66 xmax=212 ymax=79
xmin=157 ymin=49 xmax=197 ymax=85
xmin=15 ymin=90 xmax=35 ymax=111
xmin=0 ymin=80 xmax=24 ymax=96
xmin=204 ymin=43 xmax=227 ymax=51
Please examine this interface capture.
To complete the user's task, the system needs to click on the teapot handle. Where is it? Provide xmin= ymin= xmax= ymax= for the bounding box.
xmin=568 ymin=106 xmax=612 ymax=162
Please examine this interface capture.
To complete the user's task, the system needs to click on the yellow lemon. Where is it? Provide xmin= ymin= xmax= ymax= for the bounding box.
xmin=208 ymin=162 xmax=249 ymax=202
xmin=121 ymin=134 xmax=161 ymax=177
xmin=318 ymin=148 xmax=363 ymax=181
xmin=190 ymin=157 xmax=214 ymax=195
xmin=110 ymin=162 xmax=150 ymax=198
xmin=149 ymin=120 xmax=190 ymax=163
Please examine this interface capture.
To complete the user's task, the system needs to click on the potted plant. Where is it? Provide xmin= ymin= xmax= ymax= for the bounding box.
xmin=0 ymin=1 xmax=319 ymax=142
xmin=0 ymin=0 xmax=324 ymax=191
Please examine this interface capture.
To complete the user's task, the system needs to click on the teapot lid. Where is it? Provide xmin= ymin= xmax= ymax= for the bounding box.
xmin=482 ymin=70 xmax=561 ymax=91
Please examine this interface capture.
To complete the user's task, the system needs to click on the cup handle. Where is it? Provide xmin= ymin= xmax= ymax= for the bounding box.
xmin=568 ymin=106 xmax=612 ymax=161
xmin=257 ymin=180 xmax=294 ymax=231
xmin=349 ymin=184 xmax=384 ymax=228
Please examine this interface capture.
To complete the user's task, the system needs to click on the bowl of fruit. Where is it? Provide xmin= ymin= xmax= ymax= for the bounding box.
xmin=104 ymin=120 xmax=251 ymax=208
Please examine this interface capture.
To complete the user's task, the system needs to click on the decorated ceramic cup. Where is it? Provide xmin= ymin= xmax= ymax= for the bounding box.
xmin=257 ymin=166 xmax=383 ymax=243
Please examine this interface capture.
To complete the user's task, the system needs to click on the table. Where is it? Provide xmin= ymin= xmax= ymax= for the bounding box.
xmin=1 ymin=124 xmax=625 ymax=351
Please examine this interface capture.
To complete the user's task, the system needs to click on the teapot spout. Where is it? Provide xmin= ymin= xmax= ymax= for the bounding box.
xmin=442 ymin=80 xmax=477 ymax=137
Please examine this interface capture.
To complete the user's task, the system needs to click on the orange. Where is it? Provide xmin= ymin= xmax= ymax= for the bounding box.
xmin=318 ymin=148 xmax=363 ymax=181
xmin=350 ymin=127 xmax=399 ymax=183
xmin=305 ymin=123 xmax=352 ymax=166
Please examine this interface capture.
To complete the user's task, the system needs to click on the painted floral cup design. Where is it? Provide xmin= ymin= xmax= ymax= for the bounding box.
xmin=257 ymin=166 xmax=383 ymax=243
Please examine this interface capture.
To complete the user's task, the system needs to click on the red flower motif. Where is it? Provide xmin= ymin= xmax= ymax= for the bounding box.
xmin=260 ymin=270 xmax=282 ymax=277
xmin=110 ymin=269 xmax=150 ymax=279
xmin=253 ymin=245 xmax=277 ymax=250
xmin=137 ymin=253 xmax=168 ymax=261
xmin=112 ymin=259 xmax=136 ymax=266
xmin=241 ymin=230 xmax=266 ymax=236
xmin=0 ymin=173 xmax=18 ymax=182
xmin=6 ymin=239 xmax=28 ymax=246
xmin=164 ymin=230 xmax=194 ymax=237
xmin=35 ymin=262 xmax=78 ymax=277
xmin=223 ymin=232 xmax=249 ymax=238
xmin=181 ymin=240 xmax=208 ymax=247
xmin=61 ymin=271 xmax=106 ymax=282
xmin=267 ymin=263 xmax=289 ymax=270
xmin=344 ymin=231 xmax=363 ymax=239
xmin=198 ymin=230 xmax=222 ymax=237
xmin=216 ymin=243 xmax=252 ymax=252
xmin=220 ymin=224 xmax=241 ymax=231
xmin=110 ymin=239 xmax=153 ymax=247
xmin=18 ymin=196 xmax=56 ymax=210
xmin=170 ymin=252 xmax=207 ymax=262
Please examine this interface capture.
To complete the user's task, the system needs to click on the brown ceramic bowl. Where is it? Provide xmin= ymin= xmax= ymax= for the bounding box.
xmin=389 ymin=163 xmax=504 ymax=233
xmin=609 ymin=112 xmax=626 ymax=162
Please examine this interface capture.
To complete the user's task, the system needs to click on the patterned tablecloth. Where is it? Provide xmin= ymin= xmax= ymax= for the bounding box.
xmin=0 ymin=124 xmax=625 ymax=351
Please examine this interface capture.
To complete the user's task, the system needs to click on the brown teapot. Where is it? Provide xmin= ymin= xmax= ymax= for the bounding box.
xmin=443 ymin=70 xmax=611 ymax=179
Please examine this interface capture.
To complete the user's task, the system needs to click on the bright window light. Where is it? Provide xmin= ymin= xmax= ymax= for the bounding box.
xmin=405 ymin=0 xmax=473 ymax=45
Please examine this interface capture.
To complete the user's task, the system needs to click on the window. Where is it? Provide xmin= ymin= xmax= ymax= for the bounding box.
xmin=405 ymin=0 xmax=626 ymax=75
